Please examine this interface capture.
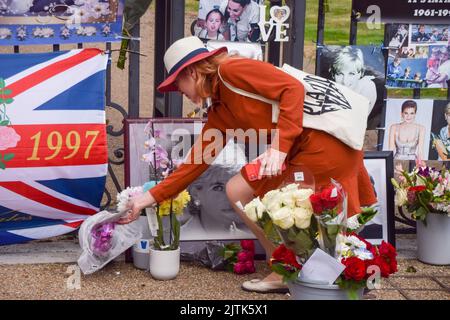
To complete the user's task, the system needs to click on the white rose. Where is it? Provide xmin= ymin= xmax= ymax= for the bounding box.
xmin=293 ymin=207 xmax=312 ymax=229
xmin=293 ymin=189 xmax=314 ymax=207
xmin=271 ymin=207 xmax=295 ymax=229
xmin=394 ymin=188 xmax=408 ymax=207
xmin=280 ymin=191 xmax=296 ymax=209
xmin=263 ymin=190 xmax=283 ymax=214
xmin=281 ymin=183 xmax=299 ymax=192
xmin=244 ymin=197 xmax=265 ymax=222
xmin=261 ymin=189 xmax=281 ymax=206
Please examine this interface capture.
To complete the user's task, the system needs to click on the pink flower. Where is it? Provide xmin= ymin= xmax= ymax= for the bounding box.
xmin=237 ymin=250 xmax=254 ymax=263
xmin=244 ymin=260 xmax=255 ymax=273
xmin=233 ymin=262 xmax=247 ymax=274
xmin=0 ymin=126 xmax=20 ymax=151
xmin=240 ymin=240 xmax=255 ymax=252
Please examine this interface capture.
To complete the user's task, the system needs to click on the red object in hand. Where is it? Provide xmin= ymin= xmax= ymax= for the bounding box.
xmin=244 ymin=160 xmax=287 ymax=181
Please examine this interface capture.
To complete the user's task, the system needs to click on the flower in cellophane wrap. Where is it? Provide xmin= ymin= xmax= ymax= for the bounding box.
xmin=243 ymin=164 xmax=319 ymax=264
xmin=309 ymin=179 xmax=347 ymax=258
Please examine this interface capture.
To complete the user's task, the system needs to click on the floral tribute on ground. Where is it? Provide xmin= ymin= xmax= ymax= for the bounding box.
xmin=244 ymin=180 xmax=397 ymax=298
xmin=392 ymin=161 xmax=450 ymax=223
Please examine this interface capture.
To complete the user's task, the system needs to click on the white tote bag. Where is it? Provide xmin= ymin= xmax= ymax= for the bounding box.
xmin=218 ymin=63 xmax=370 ymax=150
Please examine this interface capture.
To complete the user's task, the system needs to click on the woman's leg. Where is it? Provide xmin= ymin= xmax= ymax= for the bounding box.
xmin=226 ymin=173 xmax=282 ymax=283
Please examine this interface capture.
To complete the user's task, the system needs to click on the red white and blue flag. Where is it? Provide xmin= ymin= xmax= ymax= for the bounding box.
xmin=0 ymin=49 xmax=108 ymax=245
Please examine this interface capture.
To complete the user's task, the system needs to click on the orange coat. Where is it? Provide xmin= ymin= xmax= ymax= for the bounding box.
xmin=149 ymin=58 xmax=377 ymax=216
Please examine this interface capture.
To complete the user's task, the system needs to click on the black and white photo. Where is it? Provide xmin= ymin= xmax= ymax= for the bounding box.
xmin=318 ymin=45 xmax=386 ymax=128
xmin=361 ymin=152 xmax=396 ymax=246
xmin=124 ymin=119 xmax=256 ymax=242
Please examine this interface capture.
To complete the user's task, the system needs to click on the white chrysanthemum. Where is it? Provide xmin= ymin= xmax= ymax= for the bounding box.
xmin=243 ymin=197 xmax=265 ymax=222
xmin=354 ymin=248 xmax=374 ymax=260
xmin=271 ymin=207 xmax=294 ymax=229
xmin=116 ymin=186 xmax=143 ymax=213
xmin=346 ymin=235 xmax=367 ymax=249
xmin=347 ymin=215 xmax=361 ymax=230
xmin=293 ymin=207 xmax=312 ymax=229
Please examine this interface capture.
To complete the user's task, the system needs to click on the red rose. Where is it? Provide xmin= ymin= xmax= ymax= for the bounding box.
xmin=309 ymin=193 xmax=324 ymax=214
xmin=240 ymin=240 xmax=255 ymax=253
xmin=342 ymin=257 xmax=367 ymax=281
xmin=379 ymin=241 xmax=397 ymax=260
xmin=389 ymin=259 xmax=398 ymax=274
xmin=369 ymin=256 xmax=391 ymax=278
xmin=237 ymin=250 xmax=254 ymax=263
xmin=271 ymin=244 xmax=301 ymax=269
xmin=233 ymin=262 xmax=247 ymax=274
xmin=244 ymin=260 xmax=256 ymax=273
xmin=409 ymin=185 xmax=426 ymax=193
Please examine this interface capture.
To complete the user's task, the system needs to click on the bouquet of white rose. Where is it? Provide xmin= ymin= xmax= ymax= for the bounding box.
xmin=244 ymin=183 xmax=319 ymax=263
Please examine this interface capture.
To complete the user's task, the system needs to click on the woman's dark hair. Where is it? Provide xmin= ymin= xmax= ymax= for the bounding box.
xmin=230 ymin=0 xmax=251 ymax=6
xmin=206 ymin=8 xmax=224 ymax=23
xmin=401 ymin=100 xmax=418 ymax=113
xmin=224 ymin=0 xmax=251 ymax=21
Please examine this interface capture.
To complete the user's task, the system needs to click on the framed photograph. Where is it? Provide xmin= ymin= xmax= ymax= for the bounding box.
xmin=0 ymin=0 xmax=124 ymax=45
xmin=193 ymin=0 xmax=265 ymax=43
xmin=429 ymin=100 xmax=450 ymax=160
xmin=409 ymin=24 xmax=449 ymax=47
xmin=206 ymin=40 xmax=264 ymax=60
xmin=382 ymin=98 xmax=434 ymax=160
xmin=386 ymin=54 xmax=428 ymax=89
xmin=386 ymin=24 xmax=410 ymax=49
xmin=361 ymin=151 xmax=396 ymax=246
xmin=317 ymin=45 xmax=386 ymax=129
xmin=124 ymin=118 xmax=256 ymax=242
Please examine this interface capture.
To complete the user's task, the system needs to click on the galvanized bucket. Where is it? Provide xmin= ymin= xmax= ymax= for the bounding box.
xmin=416 ymin=213 xmax=450 ymax=265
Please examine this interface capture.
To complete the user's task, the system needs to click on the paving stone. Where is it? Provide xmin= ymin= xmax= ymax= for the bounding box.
xmin=363 ymin=290 xmax=406 ymax=300
xmin=402 ymin=290 xmax=450 ymax=300
xmin=388 ymin=277 xmax=444 ymax=290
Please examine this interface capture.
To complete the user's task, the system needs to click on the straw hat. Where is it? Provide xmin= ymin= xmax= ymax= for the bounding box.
xmin=157 ymin=36 xmax=228 ymax=93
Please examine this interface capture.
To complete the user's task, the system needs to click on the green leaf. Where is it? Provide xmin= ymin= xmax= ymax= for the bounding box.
xmin=0 ymin=120 xmax=9 ymax=126
xmin=0 ymin=78 xmax=5 ymax=88
xmin=2 ymin=89 xmax=11 ymax=95
xmin=0 ymin=161 xmax=5 ymax=170
xmin=3 ymin=153 xmax=14 ymax=162
xmin=5 ymin=98 xmax=13 ymax=104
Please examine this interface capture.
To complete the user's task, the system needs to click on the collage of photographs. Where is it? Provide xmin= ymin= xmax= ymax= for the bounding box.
xmin=190 ymin=0 xmax=266 ymax=60
xmin=383 ymin=23 xmax=450 ymax=161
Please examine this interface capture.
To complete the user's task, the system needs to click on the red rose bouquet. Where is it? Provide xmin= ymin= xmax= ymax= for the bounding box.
xmin=309 ymin=180 xmax=347 ymax=257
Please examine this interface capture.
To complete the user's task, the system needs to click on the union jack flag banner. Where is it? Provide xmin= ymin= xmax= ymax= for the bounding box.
xmin=0 ymin=48 xmax=109 ymax=245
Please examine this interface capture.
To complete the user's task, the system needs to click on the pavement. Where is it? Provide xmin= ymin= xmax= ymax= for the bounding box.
xmin=0 ymin=234 xmax=449 ymax=300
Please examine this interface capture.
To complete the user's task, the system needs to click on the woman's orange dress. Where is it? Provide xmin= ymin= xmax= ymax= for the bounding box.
xmin=149 ymin=58 xmax=377 ymax=216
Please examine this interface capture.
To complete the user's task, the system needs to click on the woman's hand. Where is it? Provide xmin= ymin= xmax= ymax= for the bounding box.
xmin=255 ymin=148 xmax=287 ymax=180
xmin=117 ymin=192 xmax=156 ymax=224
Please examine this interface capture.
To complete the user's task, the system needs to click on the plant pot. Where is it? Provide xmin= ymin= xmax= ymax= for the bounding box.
xmin=149 ymin=247 xmax=180 ymax=280
xmin=416 ymin=213 xmax=450 ymax=265
xmin=132 ymin=239 xmax=151 ymax=270
xmin=287 ymin=280 xmax=364 ymax=300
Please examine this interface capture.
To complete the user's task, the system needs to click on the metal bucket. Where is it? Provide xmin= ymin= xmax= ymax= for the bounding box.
xmin=287 ymin=280 xmax=364 ymax=300
xmin=416 ymin=213 xmax=450 ymax=265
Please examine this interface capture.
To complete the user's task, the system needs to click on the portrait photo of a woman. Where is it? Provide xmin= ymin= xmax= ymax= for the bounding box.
xmin=383 ymin=99 xmax=433 ymax=160
xmin=181 ymin=141 xmax=255 ymax=240
xmin=429 ymin=101 xmax=450 ymax=160
xmin=318 ymin=45 xmax=386 ymax=129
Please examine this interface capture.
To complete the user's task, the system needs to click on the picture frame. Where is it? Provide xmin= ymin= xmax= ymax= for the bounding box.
xmin=362 ymin=151 xmax=396 ymax=246
xmin=124 ymin=118 xmax=257 ymax=242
